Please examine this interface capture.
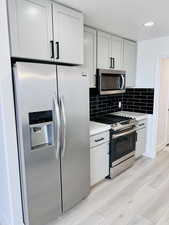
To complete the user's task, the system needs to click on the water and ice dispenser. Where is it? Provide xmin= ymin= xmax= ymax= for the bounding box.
xmin=29 ymin=111 xmax=54 ymax=150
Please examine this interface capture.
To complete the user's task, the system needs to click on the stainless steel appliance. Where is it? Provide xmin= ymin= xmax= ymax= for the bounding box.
xmin=112 ymin=111 xmax=147 ymax=159
xmin=12 ymin=61 xmax=90 ymax=225
xmin=96 ymin=69 xmax=126 ymax=95
xmin=93 ymin=114 xmax=137 ymax=178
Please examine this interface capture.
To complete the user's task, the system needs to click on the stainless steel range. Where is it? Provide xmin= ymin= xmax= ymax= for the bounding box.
xmin=93 ymin=114 xmax=137 ymax=178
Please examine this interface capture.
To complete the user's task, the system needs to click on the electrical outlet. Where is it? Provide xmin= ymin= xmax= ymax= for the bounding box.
xmin=118 ymin=101 xmax=122 ymax=109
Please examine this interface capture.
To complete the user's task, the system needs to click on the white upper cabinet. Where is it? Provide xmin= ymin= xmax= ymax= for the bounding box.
xmin=8 ymin=0 xmax=84 ymax=64
xmin=8 ymin=0 xmax=53 ymax=60
xmin=83 ymin=26 xmax=97 ymax=88
xmin=53 ymin=3 xmax=83 ymax=64
xmin=111 ymin=36 xmax=123 ymax=70
xmin=97 ymin=31 xmax=112 ymax=69
xmin=123 ymin=40 xmax=137 ymax=87
xmin=97 ymin=31 xmax=123 ymax=70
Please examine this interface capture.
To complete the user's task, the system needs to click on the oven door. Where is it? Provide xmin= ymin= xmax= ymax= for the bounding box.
xmin=110 ymin=129 xmax=137 ymax=163
xmin=97 ymin=69 xmax=126 ymax=95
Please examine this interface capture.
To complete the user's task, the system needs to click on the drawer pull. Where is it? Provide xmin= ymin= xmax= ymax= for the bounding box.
xmin=95 ymin=137 xmax=104 ymax=142
xmin=139 ymin=123 xmax=145 ymax=126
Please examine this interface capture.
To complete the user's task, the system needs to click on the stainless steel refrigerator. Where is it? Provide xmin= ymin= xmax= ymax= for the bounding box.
xmin=12 ymin=62 xmax=90 ymax=225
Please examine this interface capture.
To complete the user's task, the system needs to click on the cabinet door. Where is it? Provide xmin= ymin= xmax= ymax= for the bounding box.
xmin=111 ymin=36 xmax=123 ymax=70
xmin=135 ymin=128 xmax=146 ymax=158
xmin=105 ymin=143 xmax=110 ymax=177
xmin=53 ymin=3 xmax=83 ymax=64
xmin=123 ymin=40 xmax=137 ymax=87
xmin=83 ymin=26 xmax=97 ymax=88
xmin=90 ymin=143 xmax=108 ymax=186
xmin=8 ymin=0 xmax=53 ymax=60
xmin=97 ymin=31 xmax=112 ymax=69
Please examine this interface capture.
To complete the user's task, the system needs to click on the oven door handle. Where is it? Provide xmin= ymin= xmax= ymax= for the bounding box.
xmin=112 ymin=129 xmax=137 ymax=139
xmin=120 ymin=74 xmax=125 ymax=90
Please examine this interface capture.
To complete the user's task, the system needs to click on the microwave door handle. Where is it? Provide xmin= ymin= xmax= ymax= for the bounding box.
xmin=121 ymin=75 xmax=125 ymax=89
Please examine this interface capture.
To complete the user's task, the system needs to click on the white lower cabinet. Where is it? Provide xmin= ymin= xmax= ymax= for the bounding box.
xmin=90 ymin=131 xmax=109 ymax=186
xmin=135 ymin=119 xmax=147 ymax=158
xmin=135 ymin=129 xmax=146 ymax=158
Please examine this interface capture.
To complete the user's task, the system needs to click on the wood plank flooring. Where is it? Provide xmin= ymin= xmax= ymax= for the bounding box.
xmin=50 ymin=148 xmax=169 ymax=225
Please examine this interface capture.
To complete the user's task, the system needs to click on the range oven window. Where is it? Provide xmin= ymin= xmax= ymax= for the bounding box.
xmin=101 ymin=74 xmax=122 ymax=90
xmin=110 ymin=131 xmax=137 ymax=162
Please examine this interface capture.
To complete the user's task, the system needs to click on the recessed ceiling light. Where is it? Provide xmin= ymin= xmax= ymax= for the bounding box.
xmin=144 ymin=21 xmax=155 ymax=27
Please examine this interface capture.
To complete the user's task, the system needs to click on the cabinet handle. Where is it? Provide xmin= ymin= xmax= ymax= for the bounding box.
xmin=56 ymin=42 xmax=60 ymax=59
xmin=110 ymin=57 xmax=113 ymax=68
xmin=110 ymin=57 xmax=115 ymax=69
xmin=95 ymin=137 xmax=104 ymax=142
xmin=50 ymin=40 xmax=54 ymax=59
xmin=112 ymin=58 xmax=115 ymax=69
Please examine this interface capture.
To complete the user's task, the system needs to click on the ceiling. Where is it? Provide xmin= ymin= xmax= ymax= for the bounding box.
xmin=56 ymin=0 xmax=169 ymax=41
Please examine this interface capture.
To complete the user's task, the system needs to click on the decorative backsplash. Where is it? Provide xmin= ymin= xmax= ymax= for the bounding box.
xmin=90 ymin=88 xmax=122 ymax=119
xmin=122 ymin=88 xmax=154 ymax=114
xmin=90 ymin=88 xmax=154 ymax=119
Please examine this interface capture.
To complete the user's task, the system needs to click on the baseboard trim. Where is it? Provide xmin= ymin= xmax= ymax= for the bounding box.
xmin=143 ymin=151 xmax=156 ymax=159
xmin=156 ymin=143 xmax=166 ymax=152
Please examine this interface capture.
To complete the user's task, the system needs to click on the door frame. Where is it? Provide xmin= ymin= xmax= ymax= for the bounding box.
xmin=154 ymin=55 xmax=169 ymax=152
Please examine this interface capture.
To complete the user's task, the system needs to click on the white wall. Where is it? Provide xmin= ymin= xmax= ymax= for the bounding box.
xmin=0 ymin=0 xmax=23 ymax=225
xmin=156 ymin=59 xmax=169 ymax=151
xmin=137 ymin=35 xmax=169 ymax=156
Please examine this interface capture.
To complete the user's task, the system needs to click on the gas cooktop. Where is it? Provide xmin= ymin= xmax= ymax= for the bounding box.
xmin=93 ymin=114 xmax=132 ymax=124
xmin=93 ymin=114 xmax=136 ymax=131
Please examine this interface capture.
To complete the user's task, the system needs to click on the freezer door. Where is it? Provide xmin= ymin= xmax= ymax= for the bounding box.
xmin=13 ymin=62 xmax=62 ymax=225
xmin=57 ymin=66 xmax=90 ymax=212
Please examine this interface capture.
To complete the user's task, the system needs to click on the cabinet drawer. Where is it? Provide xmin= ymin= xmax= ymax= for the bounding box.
xmin=136 ymin=119 xmax=147 ymax=129
xmin=90 ymin=131 xmax=109 ymax=148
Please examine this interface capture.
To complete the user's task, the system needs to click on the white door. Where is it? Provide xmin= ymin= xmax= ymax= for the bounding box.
xmin=83 ymin=26 xmax=97 ymax=88
xmin=97 ymin=31 xmax=112 ymax=69
xmin=123 ymin=40 xmax=137 ymax=87
xmin=53 ymin=3 xmax=83 ymax=64
xmin=111 ymin=36 xmax=123 ymax=70
xmin=8 ymin=0 xmax=53 ymax=60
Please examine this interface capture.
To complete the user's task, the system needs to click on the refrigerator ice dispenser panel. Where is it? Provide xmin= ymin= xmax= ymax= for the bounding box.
xmin=29 ymin=111 xmax=54 ymax=150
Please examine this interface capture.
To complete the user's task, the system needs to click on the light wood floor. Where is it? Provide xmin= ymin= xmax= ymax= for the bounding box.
xmin=50 ymin=148 xmax=169 ymax=225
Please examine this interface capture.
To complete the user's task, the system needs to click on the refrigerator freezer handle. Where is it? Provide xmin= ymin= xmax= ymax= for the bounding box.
xmin=60 ymin=97 xmax=66 ymax=158
xmin=53 ymin=94 xmax=61 ymax=159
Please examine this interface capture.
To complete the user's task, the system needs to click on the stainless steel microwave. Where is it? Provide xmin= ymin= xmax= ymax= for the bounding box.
xmin=96 ymin=69 xmax=126 ymax=95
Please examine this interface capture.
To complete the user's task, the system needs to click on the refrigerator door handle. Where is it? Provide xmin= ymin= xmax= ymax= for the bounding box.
xmin=53 ymin=94 xmax=61 ymax=159
xmin=60 ymin=97 xmax=66 ymax=157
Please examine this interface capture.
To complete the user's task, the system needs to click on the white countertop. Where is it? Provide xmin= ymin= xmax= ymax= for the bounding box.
xmin=112 ymin=111 xmax=149 ymax=121
xmin=90 ymin=121 xmax=111 ymax=136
